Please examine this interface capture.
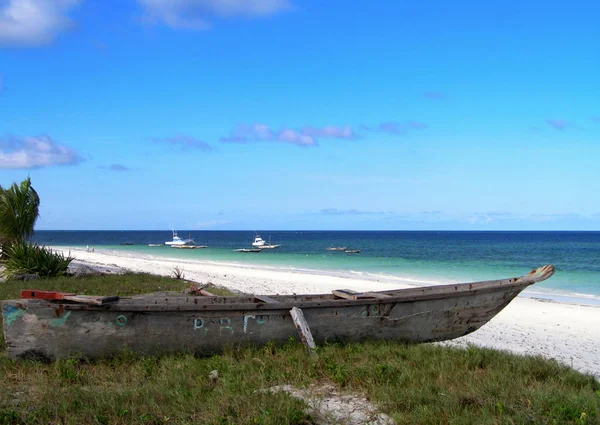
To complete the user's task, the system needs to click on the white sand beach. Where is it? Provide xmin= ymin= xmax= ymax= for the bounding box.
xmin=54 ymin=247 xmax=600 ymax=377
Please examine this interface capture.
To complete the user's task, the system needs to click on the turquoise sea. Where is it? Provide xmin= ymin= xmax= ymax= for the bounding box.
xmin=37 ymin=231 xmax=600 ymax=301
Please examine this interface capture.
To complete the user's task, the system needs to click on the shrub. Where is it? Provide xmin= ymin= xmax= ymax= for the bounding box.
xmin=172 ymin=266 xmax=185 ymax=280
xmin=1 ymin=242 xmax=74 ymax=279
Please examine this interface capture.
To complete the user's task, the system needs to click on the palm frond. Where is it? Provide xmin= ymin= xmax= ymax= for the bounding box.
xmin=0 ymin=177 xmax=40 ymax=245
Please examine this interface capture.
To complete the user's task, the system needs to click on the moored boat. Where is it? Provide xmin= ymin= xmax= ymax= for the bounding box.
xmin=165 ymin=231 xmax=195 ymax=247
xmin=252 ymin=234 xmax=281 ymax=249
xmin=345 ymin=249 xmax=360 ymax=254
xmin=327 ymin=247 xmax=347 ymax=251
xmin=234 ymin=248 xmax=262 ymax=253
xmin=1 ymin=265 xmax=555 ymax=361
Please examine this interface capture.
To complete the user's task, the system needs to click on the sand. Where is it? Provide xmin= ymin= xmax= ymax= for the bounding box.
xmin=53 ymin=247 xmax=600 ymax=377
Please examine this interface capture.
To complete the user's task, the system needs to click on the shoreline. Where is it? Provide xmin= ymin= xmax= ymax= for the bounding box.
xmin=50 ymin=246 xmax=600 ymax=377
xmin=53 ymin=245 xmax=600 ymax=306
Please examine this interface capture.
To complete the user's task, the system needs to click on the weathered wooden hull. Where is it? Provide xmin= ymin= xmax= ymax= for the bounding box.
xmin=1 ymin=265 xmax=555 ymax=361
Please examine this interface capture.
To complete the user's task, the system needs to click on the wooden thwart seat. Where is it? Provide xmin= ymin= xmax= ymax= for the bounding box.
xmin=332 ymin=289 xmax=391 ymax=300
xmin=254 ymin=295 xmax=280 ymax=303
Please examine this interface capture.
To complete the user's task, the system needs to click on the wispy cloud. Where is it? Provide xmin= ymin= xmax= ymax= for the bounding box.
xmin=484 ymin=210 xmax=513 ymax=217
xmin=546 ymin=119 xmax=571 ymax=131
xmin=320 ymin=208 xmax=386 ymax=215
xmin=0 ymin=0 xmax=80 ymax=47
xmin=467 ymin=216 xmax=495 ymax=224
xmin=101 ymin=164 xmax=131 ymax=172
xmin=365 ymin=121 xmax=428 ymax=135
xmin=406 ymin=120 xmax=428 ymax=130
xmin=423 ymin=91 xmax=447 ymax=100
xmin=527 ymin=212 xmax=583 ymax=222
xmin=220 ymin=124 xmax=358 ymax=147
xmin=138 ymin=0 xmax=292 ymax=30
xmin=376 ymin=122 xmax=405 ymax=135
xmin=194 ymin=219 xmax=230 ymax=228
xmin=0 ymin=135 xmax=83 ymax=169
xmin=152 ymin=135 xmax=213 ymax=152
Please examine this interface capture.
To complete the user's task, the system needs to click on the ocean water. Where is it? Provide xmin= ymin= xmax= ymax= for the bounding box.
xmin=35 ymin=230 xmax=600 ymax=300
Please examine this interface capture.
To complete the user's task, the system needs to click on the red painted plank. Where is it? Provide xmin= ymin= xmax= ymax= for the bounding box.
xmin=21 ymin=290 xmax=76 ymax=300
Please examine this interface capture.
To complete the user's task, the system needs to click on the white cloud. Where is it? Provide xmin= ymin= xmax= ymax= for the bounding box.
xmin=220 ymin=123 xmax=358 ymax=147
xmin=0 ymin=135 xmax=83 ymax=168
xmin=320 ymin=208 xmax=386 ymax=216
xmin=152 ymin=135 xmax=213 ymax=152
xmin=0 ymin=0 xmax=79 ymax=47
xmin=138 ymin=0 xmax=292 ymax=30
xmin=101 ymin=163 xmax=131 ymax=172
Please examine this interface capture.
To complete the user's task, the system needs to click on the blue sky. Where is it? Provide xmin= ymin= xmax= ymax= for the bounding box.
xmin=1 ymin=0 xmax=599 ymax=230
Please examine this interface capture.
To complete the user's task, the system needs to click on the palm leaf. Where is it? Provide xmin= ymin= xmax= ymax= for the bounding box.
xmin=0 ymin=177 xmax=40 ymax=245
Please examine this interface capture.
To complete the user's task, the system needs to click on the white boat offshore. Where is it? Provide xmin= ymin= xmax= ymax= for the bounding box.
xmin=165 ymin=231 xmax=196 ymax=247
xmin=252 ymin=234 xmax=280 ymax=249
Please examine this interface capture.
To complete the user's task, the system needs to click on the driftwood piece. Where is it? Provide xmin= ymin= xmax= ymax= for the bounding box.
xmin=187 ymin=283 xmax=218 ymax=297
xmin=290 ymin=306 xmax=317 ymax=357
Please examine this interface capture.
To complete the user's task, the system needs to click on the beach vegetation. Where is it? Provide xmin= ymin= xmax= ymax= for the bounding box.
xmin=171 ymin=265 xmax=185 ymax=280
xmin=0 ymin=177 xmax=72 ymax=279
xmin=0 ymin=242 xmax=74 ymax=280
xmin=0 ymin=177 xmax=40 ymax=250
xmin=0 ymin=274 xmax=598 ymax=424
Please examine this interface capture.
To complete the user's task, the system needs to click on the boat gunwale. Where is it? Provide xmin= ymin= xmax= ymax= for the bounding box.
xmin=8 ymin=265 xmax=554 ymax=313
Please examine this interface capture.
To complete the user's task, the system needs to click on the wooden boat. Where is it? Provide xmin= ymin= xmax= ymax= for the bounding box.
xmin=327 ymin=247 xmax=347 ymax=251
xmin=345 ymin=249 xmax=360 ymax=254
xmin=171 ymin=245 xmax=207 ymax=249
xmin=1 ymin=265 xmax=555 ymax=361
xmin=234 ymin=248 xmax=262 ymax=253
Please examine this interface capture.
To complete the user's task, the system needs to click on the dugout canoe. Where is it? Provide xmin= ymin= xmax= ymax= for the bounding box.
xmin=1 ymin=265 xmax=555 ymax=361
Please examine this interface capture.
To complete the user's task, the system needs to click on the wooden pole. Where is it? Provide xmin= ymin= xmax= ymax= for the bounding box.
xmin=289 ymin=307 xmax=318 ymax=357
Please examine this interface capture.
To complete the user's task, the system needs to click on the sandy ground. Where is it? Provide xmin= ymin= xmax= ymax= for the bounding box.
xmin=53 ymin=247 xmax=600 ymax=377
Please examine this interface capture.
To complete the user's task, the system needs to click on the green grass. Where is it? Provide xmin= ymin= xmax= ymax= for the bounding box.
xmin=0 ymin=273 xmax=190 ymax=301
xmin=1 ymin=274 xmax=599 ymax=424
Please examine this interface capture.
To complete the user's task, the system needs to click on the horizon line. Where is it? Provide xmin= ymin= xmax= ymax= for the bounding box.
xmin=34 ymin=229 xmax=600 ymax=232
